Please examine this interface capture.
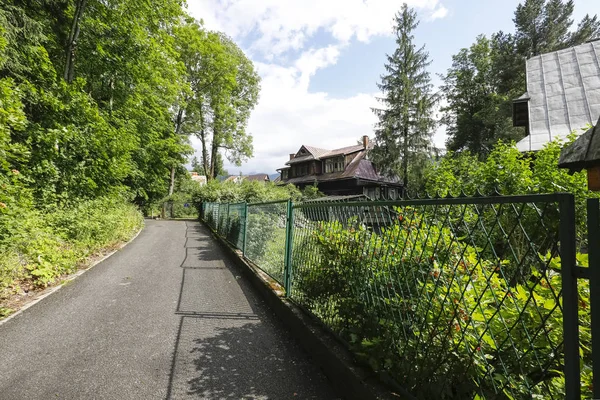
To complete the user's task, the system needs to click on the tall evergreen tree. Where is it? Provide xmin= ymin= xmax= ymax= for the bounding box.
xmin=371 ymin=4 xmax=436 ymax=189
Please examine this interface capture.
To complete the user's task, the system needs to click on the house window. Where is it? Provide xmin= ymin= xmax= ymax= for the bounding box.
xmin=296 ymin=164 xmax=308 ymax=176
xmin=325 ymin=157 xmax=344 ymax=173
xmin=325 ymin=159 xmax=334 ymax=173
xmin=282 ymin=170 xmax=288 ymax=180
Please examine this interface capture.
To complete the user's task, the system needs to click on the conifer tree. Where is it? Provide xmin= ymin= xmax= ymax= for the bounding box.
xmin=371 ymin=4 xmax=436 ymax=189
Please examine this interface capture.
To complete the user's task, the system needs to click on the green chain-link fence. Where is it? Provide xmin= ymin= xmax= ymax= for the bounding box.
xmin=200 ymin=193 xmax=596 ymax=400
xmin=245 ymin=200 xmax=288 ymax=284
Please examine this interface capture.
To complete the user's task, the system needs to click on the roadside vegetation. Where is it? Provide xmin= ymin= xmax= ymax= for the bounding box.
xmin=292 ymin=137 xmax=596 ymax=398
xmin=0 ymin=1 xmax=260 ymax=317
xmin=192 ymin=179 xmax=324 ymax=205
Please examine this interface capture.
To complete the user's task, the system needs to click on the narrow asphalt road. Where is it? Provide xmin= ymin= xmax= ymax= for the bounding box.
xmin=0 ymin=220 xmax=338 ymax=399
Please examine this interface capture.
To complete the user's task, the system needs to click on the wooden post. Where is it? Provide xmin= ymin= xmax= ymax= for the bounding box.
xmin=588 ymin=165 xmax=600 ymax=192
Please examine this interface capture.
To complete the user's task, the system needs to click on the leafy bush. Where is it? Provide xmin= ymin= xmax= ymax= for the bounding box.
xmin=424 ymin=138 xmax=599 ymax=244
xmin=245 ymin=209 xmax=287 ymax=282
xmin=45 ymin=195 xmax=143 ymax=252
xmin=0 ymin=195 xmax=143 ymax=303
xmin=192 ymin=179 xmax=303 ymax=217
xmin=292 ymin=207 xmax=591 ymax=399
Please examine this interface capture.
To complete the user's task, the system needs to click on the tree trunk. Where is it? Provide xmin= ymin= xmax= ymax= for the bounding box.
xmin=168 ymin=165 xmax=175 ymax=196
xmin=200 ymin=131 xmax=209 ymax=179
xmin=175 ymin=107 xmax=184 ymax=134
xmin=199 ymin=103 xmax=210 ymax=179
xmin=64 ymin=0 xmax=87 ymax=83
xmin=402 ymin=124 xmax=409 ymax=189
xmin=168 ymin=106 xmax=185 ymax=195
xmin=209 ymin=112 xmax=219 ymax=179
xmin=209 ymin=134 xmax=219 ymax=180
xmin=108 ymin=78 xmax=114 ymax=112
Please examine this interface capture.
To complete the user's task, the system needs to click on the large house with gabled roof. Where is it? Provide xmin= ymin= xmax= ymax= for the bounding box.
xmin=276 ymin=135 xmax=403 ymax=199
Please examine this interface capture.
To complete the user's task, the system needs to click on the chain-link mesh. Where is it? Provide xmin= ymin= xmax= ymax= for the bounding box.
xmin=201 ymin=202 xmax=220 ymax=231
xmin=245 ymin=201 xmax=288 ymax=285
xmin=290 ymin=195 xmax=588 ymax=399
xmin=199 ymin=195 xmax=592 ymax=399
xmin=224 ymin=202 xmax=246 ymax=249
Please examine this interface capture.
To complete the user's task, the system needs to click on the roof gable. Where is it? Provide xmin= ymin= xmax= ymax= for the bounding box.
xmin=286 ymin=142 xmax=372 ymax=165
xmin=302 ymin=145 xmax=330 ymax=158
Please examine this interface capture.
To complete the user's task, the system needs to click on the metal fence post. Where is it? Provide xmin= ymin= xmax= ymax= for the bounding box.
xmin=242 ymin=202 xmax=248 ymax=257
xmin=215 ymin=203 xmax=219 ymax=231
xmin=560 ymin=194 xmax=580 ymax=400
xmin=283 ymin=200 xmax=294 ymax=296
xmin=588 ymin=198 xmax=600 ymax=400
xmin=227 ymin=203 xmax=230 ymax=238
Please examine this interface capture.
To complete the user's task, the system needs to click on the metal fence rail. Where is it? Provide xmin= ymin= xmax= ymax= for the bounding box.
xmin=200 ymin=193 xmax=596 ymax=400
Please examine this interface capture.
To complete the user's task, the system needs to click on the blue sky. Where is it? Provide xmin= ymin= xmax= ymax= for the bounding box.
xmin=186 ymin=0 xmax=600 ymax=175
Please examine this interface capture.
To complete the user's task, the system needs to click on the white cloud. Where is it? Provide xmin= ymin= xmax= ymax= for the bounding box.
xmin=429 ymin=5 xmax=449 ymax=21
xmin=215 ymin=54 xmax=380 ymax=174
xmin=184 ymin=0 xmax=449 ymax=174
xmin=186 ymin=0 xmax=449 ymax=56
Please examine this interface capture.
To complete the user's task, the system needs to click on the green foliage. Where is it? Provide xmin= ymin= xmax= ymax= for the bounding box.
xmin=196 ymin=180 xmax=300 ymax=278
xmin=441 ymin=36 xmax=521 ymax=156
xmin=293 ymin=208 xmax=591 ymax=399
xmin=0 ymin=196 xmax=142 ymax=300
xmin=424 ymin=137 xmax=598 ymax=243
xmin=175 ymin=21 xmax=260 ymax=179
xmin=301 ymin=183 xmax=325 ymax=200
xmin=245 ymin=210 xmax=281 ymax=271
xmin=193 ymin=179 xmax=301 ymax=206
xmin=1 ymin=0 xmax=260 ymax=209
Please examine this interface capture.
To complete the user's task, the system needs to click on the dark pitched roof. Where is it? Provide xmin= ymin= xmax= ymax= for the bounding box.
xmin=286 ymin=145 xmax=329 ymax=165
xmin=304 ymin=145 xmax=330 ymax=158
xmin=321 ymin=144 xmax=366 ymax=158
xmin=558 ymin=116 xmax=600 ymax=171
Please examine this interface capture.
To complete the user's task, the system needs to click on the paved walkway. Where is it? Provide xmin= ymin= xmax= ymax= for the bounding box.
xmin=0 ymin=220 xmax=337 ymax=399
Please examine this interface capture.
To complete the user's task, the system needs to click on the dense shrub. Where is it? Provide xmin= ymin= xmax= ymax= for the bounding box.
xmin=0 ymin=195 xmax=143 ymax=309
xmin=292 ymin=208 xmax=591 ymax=399
xmin=245 ymin=209 xmax=288 ymax=282
xmin=192 ymin=179 xmax=302 ymax=209
xmin=424 ymin=138 xmax=599 ymax=244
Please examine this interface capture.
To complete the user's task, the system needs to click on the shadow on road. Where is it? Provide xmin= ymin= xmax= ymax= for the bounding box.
xmin=165 ymin=221 xmax=334 ymax=400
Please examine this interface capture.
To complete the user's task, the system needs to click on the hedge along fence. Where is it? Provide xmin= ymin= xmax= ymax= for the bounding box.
xmin=202 ymin=200 xmax=288 ymax=285
xmin=160 ymin=200 xmax=198 ymax=219
xmin=200 ymin=194 xmax=596 ymax=400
